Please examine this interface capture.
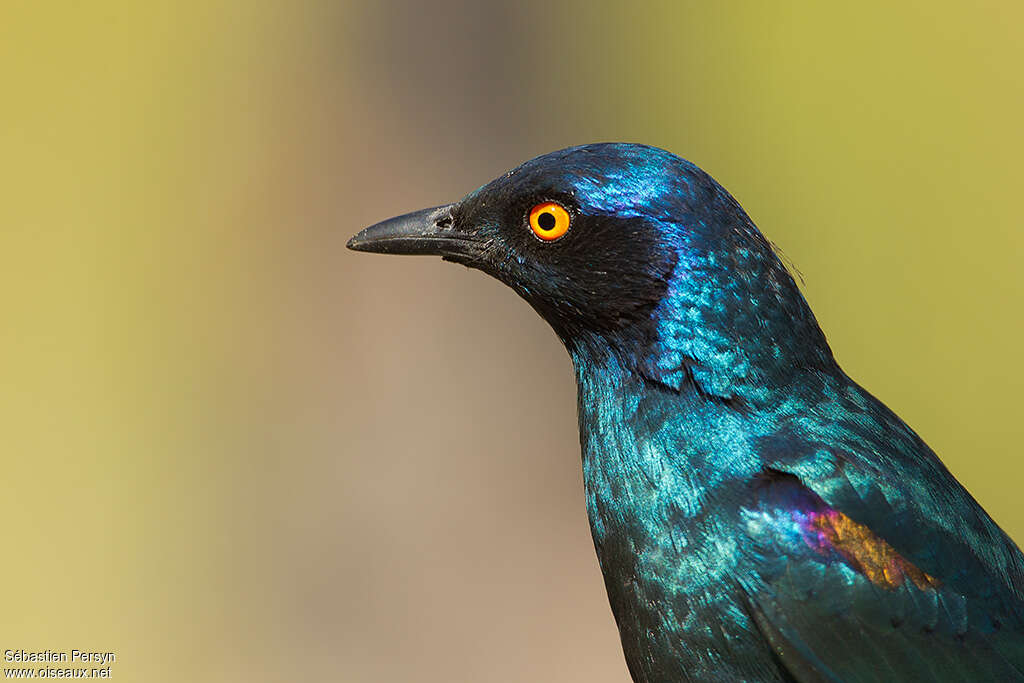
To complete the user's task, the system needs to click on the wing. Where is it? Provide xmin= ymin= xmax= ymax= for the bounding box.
xmin=737 ymin=381 xmax=1024 ymax=682
xmin=740 ymin=468 xmax=1024 ymax=681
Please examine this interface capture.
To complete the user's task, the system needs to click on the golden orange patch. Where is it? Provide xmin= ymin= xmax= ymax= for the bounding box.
xmin=810 ymin=510 xmax=941 ymax=591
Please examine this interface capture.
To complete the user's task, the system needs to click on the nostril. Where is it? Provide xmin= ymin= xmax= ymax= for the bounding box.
xmin=435 ymin=213 xmax=454 ymax=229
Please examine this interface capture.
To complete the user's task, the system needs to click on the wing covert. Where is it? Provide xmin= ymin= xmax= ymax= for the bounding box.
xmin=739 ymin=468 xmax=1024 ymax=682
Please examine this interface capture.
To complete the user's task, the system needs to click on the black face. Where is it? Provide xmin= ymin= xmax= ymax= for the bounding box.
xmin=444 ymin=172 xmax=678 ymax=344
xmin=348 ymin=147 xmax=693 ymax=349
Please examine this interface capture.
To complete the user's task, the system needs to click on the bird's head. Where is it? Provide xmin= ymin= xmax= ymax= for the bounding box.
xmin=349 ymin=144 xmax=835 ymax=402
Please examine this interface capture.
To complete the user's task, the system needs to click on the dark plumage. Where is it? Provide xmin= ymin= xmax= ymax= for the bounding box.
xmin=348 ymin=144 xmax=1024 ymax=681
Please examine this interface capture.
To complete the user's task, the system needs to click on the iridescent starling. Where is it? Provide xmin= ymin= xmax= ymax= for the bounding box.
xmin=348 ymin=144 xmax=1024 ymax=682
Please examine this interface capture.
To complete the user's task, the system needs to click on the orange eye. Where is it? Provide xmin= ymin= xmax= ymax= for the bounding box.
xmin=529 ymin=202 xmax=571 ymax=241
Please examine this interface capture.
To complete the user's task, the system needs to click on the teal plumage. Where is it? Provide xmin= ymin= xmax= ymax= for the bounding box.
xmin=348 ymin=144 xmax=1024 ymax=681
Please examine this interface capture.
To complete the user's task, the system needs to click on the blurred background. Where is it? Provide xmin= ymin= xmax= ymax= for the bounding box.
xmin=2 ymin=1 xmax=1022 ymax=681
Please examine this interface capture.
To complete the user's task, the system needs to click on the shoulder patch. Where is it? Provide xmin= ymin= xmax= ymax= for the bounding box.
xmin=802 ymin=507 xmax=940 ymax=591
xmin=747 ymin=469 xmax=940 ymax=592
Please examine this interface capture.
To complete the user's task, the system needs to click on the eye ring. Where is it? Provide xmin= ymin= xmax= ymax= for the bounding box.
xmin=529 ymin=202 xmax=571 ymax=241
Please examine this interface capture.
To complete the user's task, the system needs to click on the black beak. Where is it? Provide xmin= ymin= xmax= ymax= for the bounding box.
xmin=347 ymin=203 xmax=474 ymax=256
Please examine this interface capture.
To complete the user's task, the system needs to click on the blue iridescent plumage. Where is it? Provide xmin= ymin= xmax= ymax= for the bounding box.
xmin=349 ymin=144 xmax=1024 ymax=681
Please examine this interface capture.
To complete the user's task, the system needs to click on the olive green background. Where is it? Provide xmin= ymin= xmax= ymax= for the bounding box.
xmin=2 ymin=2 xmax=1021 ymax=681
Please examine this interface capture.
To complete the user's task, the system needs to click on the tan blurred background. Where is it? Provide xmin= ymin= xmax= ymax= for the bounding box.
xmin=1 ymin=1 xmax=1022 ymax=681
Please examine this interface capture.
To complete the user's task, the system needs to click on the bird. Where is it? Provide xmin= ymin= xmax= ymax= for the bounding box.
xmin=347 ymin=143 xmax=1024 ymax=682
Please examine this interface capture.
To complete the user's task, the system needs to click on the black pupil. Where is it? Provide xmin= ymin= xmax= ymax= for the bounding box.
xmin=538 ymin=211 xmax=556 ymax=230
